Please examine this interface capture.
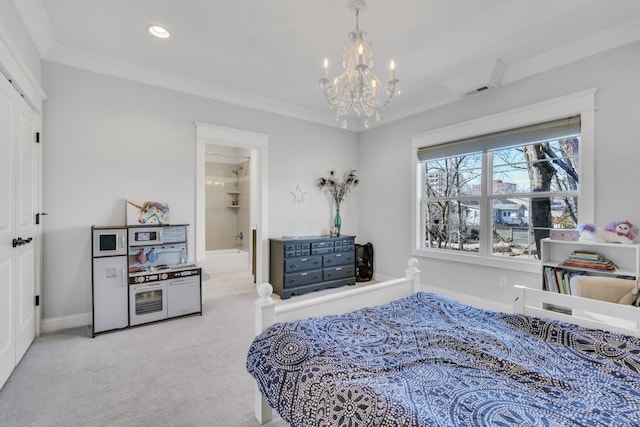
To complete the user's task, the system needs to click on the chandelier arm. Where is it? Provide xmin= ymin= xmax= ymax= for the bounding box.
xmin=319 ymin=0 xmax=398 ymax=127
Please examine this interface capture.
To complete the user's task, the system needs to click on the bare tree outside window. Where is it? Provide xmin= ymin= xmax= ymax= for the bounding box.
xmin=422 ymin=135 xmax=580 ymax=261
xmin=424 ymin=154 xmax=481 ymax=252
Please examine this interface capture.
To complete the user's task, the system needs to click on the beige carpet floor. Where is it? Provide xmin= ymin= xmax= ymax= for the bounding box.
xmin=0 ymin=267 xmax=378 ymax=426
xmin=0 ymin=270 xmax=289 ymax=427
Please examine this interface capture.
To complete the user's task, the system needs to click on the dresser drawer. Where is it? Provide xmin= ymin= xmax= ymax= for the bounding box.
xmin=334 ymin=238 xmax=354 ymax=253
xmin=323 ymin=252 xmax=354 ymax=267
xmin=284 ymin=270 xmax=323 ymax=288
xmin=333 ymin=238 xmax=354 ymax=246
xmin=334 ymin=244 xmax=354 ymax=253
xmin=284 ymin=256 xmax=322 ymax=273
xmin=283 ymin=242 xmax=311 ymax=258
xmin=311 ymin=246 xmax=334 ymax=255
xmin=323 ymin=265 xmax=355 ymax=281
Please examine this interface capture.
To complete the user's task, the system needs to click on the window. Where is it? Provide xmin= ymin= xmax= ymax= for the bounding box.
xmin=410 ymin=90 xmax=596 ymax=271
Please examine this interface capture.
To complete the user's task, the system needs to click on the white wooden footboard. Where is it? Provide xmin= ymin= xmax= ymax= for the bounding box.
xmin=253 ymin=258 xmax=421 ymax=424
xmin=513 ymin=285 xmax=640 ymax=337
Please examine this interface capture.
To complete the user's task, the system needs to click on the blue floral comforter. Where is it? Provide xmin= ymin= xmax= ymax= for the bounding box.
xmin=246 ymin=292 xmax=640 ymax=426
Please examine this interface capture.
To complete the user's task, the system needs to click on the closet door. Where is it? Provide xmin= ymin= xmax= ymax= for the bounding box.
xmin=0 ymin=74 xmax=38 ymax=387
xmin=14 ymin=92 xmax=37 ymax=362
xmin=0 ymin=74 xmax=17 ymax=387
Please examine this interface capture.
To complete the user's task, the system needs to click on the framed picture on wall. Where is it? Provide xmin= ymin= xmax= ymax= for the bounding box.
xmin=126 ymin=199 xmax=170 ymax=225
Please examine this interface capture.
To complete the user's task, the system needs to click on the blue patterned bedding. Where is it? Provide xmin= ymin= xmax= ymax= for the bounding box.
xmin=246 ymin=292 xmax=640 ymax=426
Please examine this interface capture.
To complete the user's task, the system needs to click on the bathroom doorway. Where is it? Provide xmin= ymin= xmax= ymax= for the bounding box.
xmin=205 ymin=146 xmax=251 ymax=273
xmin=195 ymin=122 xmax=269 ymax=287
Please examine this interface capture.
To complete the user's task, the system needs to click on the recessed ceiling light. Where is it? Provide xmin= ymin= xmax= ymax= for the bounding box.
xmin=148 ymin=25 xmax=170 ymax=39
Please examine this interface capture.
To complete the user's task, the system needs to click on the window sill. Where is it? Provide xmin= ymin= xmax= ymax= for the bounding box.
xmin=411 ymin=248 xmax=540 ymax=274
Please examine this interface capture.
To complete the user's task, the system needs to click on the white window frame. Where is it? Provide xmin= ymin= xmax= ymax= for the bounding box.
xmin=410 ymin=89 xmax=596 ymax=273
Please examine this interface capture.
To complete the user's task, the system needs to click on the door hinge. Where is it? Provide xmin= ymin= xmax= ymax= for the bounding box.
xmin=35 ymin=132 xmax=40 ymax=143
xmin=35 ymin=295 xmax=40 ymax=306
xmin=35 ymin=212 xmax=48 ymax=224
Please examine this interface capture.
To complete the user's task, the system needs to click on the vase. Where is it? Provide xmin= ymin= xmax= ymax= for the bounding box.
xmin=333 ymin=208 xmax=341 ymax=237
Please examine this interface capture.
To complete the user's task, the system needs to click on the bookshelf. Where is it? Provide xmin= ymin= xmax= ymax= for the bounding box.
xmin=540 ymin=238 xmax=640 ymax=294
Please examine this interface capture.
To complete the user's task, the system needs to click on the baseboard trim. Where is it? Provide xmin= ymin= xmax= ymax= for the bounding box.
xmin=41 ymin=312 xmax=91 ymax=334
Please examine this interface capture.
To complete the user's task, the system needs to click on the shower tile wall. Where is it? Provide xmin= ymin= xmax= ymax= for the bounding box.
xmin=205 ymin=160 xmax=250 ymax=251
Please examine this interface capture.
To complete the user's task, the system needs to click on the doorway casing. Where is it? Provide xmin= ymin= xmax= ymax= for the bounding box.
xmin=195 ymin=122 xmax=270 ymax=285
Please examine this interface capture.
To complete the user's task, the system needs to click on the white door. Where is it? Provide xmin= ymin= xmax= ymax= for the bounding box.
xmin=0 ymin=70 xmax=16 ymax=388
xmin=0 ymin=74 xmax=39 ymax=387
xmin=14 ymin=93 xmax=37 ymax=362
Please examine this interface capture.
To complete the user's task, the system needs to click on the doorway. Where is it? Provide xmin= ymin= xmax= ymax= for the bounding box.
xmin=195 ymin=123 xmax=269 ymax=287
xmin=204 ymin=146 xmax=251 ymax=273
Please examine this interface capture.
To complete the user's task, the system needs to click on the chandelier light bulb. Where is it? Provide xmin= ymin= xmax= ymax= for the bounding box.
xmin=319 ymin=0 xmax=399 ymax=129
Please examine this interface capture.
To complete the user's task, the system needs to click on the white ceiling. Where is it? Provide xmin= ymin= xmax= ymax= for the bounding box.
xmin=13 ymin=0 xmax=640 ymax=130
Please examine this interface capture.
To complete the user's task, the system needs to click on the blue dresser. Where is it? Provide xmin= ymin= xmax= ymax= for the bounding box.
xmin=269 ymin=235 xmax=356 ymax=299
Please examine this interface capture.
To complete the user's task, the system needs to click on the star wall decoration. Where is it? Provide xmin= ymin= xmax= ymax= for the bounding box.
xmin=290 ymin=185 xmax=306 ymax=204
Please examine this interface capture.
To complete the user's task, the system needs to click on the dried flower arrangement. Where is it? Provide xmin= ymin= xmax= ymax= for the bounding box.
xmin=317 ymin=169 xmax=359 ymax=209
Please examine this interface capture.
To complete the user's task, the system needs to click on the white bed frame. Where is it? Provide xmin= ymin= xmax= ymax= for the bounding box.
xmin=252 ymin=258 xmax=640 ymax=424
xmin=513 ymin=284 xmax=640 ymax=336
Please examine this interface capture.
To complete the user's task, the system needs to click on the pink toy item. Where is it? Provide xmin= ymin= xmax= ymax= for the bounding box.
xmin=577 ymin=221 xmax=638 ymax=244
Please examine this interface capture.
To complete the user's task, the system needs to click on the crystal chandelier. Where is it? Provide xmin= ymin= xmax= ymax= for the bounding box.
xmin=319 ymin=0 xmax=399 ymax=129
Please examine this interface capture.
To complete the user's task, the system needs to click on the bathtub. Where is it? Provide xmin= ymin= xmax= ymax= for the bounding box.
xmin=206 ymin=249 xmax=249 ymax=272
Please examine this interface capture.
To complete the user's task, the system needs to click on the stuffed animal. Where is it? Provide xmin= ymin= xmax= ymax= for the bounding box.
xmin=577 ymin=221 xmax=638 ymax=244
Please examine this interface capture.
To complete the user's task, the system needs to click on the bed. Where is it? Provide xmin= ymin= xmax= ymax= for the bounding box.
xmin=247 ymin=258 xmax=640 ymax=426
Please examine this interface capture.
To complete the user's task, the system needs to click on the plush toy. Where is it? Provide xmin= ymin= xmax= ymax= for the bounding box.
xmin=577 ymin=221 xmax=638 ymax=244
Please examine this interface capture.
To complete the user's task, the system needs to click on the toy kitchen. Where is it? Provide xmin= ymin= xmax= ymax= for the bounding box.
xmin=91 ymin=224 xmax=202 ymax=337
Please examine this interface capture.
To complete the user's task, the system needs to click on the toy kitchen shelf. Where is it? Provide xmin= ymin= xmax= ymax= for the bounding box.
xmin=540 ymin=238 xmax=640 ymax=283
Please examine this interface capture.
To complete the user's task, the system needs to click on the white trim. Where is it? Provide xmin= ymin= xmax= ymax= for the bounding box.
xmin=9 ymin=0 xmax=55 ymax=58
xmin=195 ymin=123 xmax=270 ymax=285
xmin=45 ymin=44 xmax=336 ymax=128
xmin=503 ymin=15 xmax=640 ymax=86
xmin=514 ymin=285 xmax=640 ymax=337
xmin=0 ymin=20 xmax=46 ymax=111
xmin=411 ymin=89 xmax=597 ymax=146
xmin=40 ymin=312 xmax=91 ymax=334
xmin=411 ymin=89 xmax=597 ymax=266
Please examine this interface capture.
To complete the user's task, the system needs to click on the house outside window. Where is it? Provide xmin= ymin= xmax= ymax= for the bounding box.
xmin=410 ymin=90 xmax=596 ymax=273
xmin=420 ymin=125 xmax=580 ymax=261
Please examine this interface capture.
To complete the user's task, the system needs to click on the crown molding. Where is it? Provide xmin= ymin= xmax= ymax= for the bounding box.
xmin=11 ymin=0 xmax=55 ymax=57
xmin=0 ymin=17 xmax=46 ymax=109
xmin=503 ymin=15 xmax=640 ymax=85
xmin=12 ymin=1 xmax=640 ymax=131
xmin=46 ymin=44 xmax=339 ymax=128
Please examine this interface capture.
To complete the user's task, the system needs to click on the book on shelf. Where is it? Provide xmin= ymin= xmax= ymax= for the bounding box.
xmin=542 ymin=266 xmax=585 ymax=294
xmin=559 ymin=251 xmax=617 ymax=272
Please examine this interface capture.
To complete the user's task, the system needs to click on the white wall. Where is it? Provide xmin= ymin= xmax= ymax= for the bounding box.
xmin=357 ymin=40 xmax=640 ymax=306
xmin=41 ymin=62 xmax=357 ymax=328
xmin=33 ymin=33 xmax=640 ymax=329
